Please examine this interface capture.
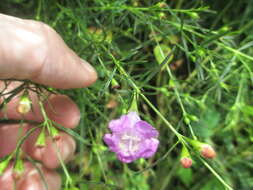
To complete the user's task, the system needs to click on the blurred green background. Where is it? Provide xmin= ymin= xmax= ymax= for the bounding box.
xmin=1 ymin=0 xmax=253 ymax=189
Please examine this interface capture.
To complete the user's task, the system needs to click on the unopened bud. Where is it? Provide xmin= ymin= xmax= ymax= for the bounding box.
xmin=17 ymin=95 xmax=31 ymax=114
xmin=180 ymin=145 xmax=192 ymax=168
xmin=158 ymin=12 xmax=166 ymax=19
xmin=200 ymin=144 xmax=216 ymax=159
xmin=186 ymin=138 xmax=217 ymax=159
xmin=188 ymin=12 xmax=199 ymax=19
xmin=180 ymin=157 xmax=192 ymax=168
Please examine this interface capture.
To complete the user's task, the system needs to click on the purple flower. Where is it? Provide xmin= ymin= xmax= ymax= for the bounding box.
xmin=103 ymin=112 xmax=159 ymax=163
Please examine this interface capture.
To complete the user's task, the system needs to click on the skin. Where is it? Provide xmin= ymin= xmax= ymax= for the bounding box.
xmin=0 ymin=13 xmax=97 ymax=189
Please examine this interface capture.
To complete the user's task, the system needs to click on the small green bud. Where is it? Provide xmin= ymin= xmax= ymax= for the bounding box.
xmin=184 ymin=116 xmax=191 ymax=125
xmin=158 ymin=12 xmax=166 ymax=19
xmin=188 ymin=12 xmax=199 ymax=19
xmin=196 ymin=48 xmax=205 ymax=57
xmin=188 ymin=114 xmax=199 ymax=122
xmin=169 ymin=80 xmax=175 ymax=88
xmin=184 ymin=114 xmax=199 ymax=124
xmin=190 ymin=55 xmax=196 ymax=62
xmin=220 ymin=26 xmax=230 ymax=32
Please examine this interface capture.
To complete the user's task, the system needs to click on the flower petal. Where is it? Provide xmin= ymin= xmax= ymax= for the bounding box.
xmin=126 ymin=112 xmax=141 ymax=127
xmin=117 ymin=153 xmax=137 ymax=163
xmin=108 ymin=117 xmax=125 ymax=133
xmin=103 ymin=134 xmax=119 ymax=152
xmin=139 ymin=138 xmax=159 ymax=158
xmin=108 ymin=112 xmax=140 ymax=133
xmin=135 ymin=121 xmax=159 ymax=138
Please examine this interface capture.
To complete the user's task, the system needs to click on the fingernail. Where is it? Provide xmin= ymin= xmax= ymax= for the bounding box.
xmin=80 ymin=59 xmax=98 ymax=83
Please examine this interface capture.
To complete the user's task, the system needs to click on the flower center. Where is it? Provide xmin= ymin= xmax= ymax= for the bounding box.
xmin=119 ymin=132 xmax=141 ymax=156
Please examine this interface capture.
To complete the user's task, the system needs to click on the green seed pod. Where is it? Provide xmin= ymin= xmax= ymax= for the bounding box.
xmin=36 ymin=130 xmax=46 ymax=148
xmin=17 ymin=95 xmax=31 ymax=114
xmin=111 ymin=78 xmax=120 ymax=89
xmin=13 ymin=158 xmax=24 ymax=180
xmin=0 ymin=155 xmax=12 ymax=175
xmin=49 ymin=126 xmax=60 ymax=140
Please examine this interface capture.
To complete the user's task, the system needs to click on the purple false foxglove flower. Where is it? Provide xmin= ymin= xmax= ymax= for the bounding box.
xmin=103 ymin=112 xmax=159 ymax=163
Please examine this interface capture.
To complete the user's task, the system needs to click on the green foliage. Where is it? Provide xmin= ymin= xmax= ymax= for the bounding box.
xmin=1 ymin=0 xmax=253 ymax=189
xmin=176 ymin=167 xmax=193 ymax=187
xmin=192 ymin=106 xmax=220 ymax=138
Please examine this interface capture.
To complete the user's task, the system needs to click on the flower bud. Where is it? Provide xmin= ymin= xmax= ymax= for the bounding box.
xmin=180 ymin=157 xmax=192 ymax=168
xmin=17 ymin=95 xmax=31 ymax=114
xmin=188 ymin=12 xmax=199 ymax=19
xmin=180 ymin=145 xmax=192 ymax=168
xmin=200 ymin=144 xmax=216 ymax=159
xmin=158 ymin=12 xmax=166 ymax=19
xmin=186 ymin=138 xmax=217 ymax=159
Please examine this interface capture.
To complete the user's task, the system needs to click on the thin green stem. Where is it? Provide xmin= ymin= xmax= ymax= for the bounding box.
xmin=39 ymin=100 xmax=73 ymax=187
xmin=199 ymin=157 xmax=234 ymax=190
xmin=166 ymin=58 xmax=197 ymax=140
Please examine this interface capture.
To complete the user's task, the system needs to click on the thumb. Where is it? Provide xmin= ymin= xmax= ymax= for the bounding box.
xmin=0 ymin=14 xmax=97 ymax=89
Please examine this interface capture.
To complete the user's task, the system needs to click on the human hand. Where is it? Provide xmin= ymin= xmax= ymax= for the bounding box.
xmin=0 ymin=13 xmax=97 ymax=189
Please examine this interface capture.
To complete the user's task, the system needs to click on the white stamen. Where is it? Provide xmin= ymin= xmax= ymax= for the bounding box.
xmin=119 ymin=133 xmax=141 ymax=156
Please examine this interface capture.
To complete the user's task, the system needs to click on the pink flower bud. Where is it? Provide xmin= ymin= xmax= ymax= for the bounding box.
xmin=180 ymin=157 xmax=192 ymax=168
xmin=200 ymin=144 xmax=216 ymax=159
